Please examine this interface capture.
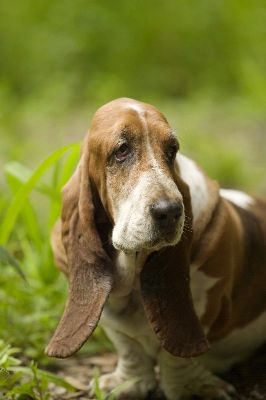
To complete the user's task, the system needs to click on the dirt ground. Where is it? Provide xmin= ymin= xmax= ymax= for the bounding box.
xmin=49 ymin=344 xmax=266 ymax=400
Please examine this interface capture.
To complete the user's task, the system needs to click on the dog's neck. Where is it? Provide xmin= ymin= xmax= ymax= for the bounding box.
xmin=110 ymin=250 xmax=150 ymax=297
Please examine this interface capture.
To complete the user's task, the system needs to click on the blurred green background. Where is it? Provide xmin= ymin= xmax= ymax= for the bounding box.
xmin=0 ymin=1 xmax=265 ymax=398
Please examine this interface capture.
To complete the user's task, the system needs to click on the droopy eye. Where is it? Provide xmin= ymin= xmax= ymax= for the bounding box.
xmin=167 ymin=144 xmax=178 ymax=162
xmin=115 ymin=143 xmax=130 ymax=162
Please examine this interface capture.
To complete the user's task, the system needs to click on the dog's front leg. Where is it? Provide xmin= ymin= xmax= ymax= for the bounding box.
xmin=90 ymin=326 xmax=157 ymax=399
xmin=158 ymin=350 xmax=237 ymax=400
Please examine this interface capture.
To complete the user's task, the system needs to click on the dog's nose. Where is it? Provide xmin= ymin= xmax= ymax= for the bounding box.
xmin=150 ymin=200 xmax=183 ymax=227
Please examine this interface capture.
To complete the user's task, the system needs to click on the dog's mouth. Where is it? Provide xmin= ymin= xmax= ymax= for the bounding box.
xmin=113 ymin=224 xmax=183 ymax=253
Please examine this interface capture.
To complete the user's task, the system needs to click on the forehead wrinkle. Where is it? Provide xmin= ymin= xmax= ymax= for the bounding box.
xmin=123 ymin=101 xmax=170 ymax=135
xmin=125 ymin=102 xmax=144 ymax=114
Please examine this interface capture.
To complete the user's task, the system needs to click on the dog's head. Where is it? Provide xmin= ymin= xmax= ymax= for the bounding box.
xmin=90 ymin=98 xmax=186 ymax=251
xmin=46 ymin=98 xmax=208 ymax=358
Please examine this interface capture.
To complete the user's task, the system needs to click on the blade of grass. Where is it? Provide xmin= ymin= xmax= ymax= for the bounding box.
xmin=8 ymin=366 xmax=76 ymax=391
xmin=5 ymin=172 xmax=43 ymax=251
xmin=5 ymin=161 xmax=53 ymax=197
xmin=48 ymin=159 xmax=63 ymax=228
xmin=0 ymin=143 xmax=80 ymax=245
xmin=48 ymin=147 xmax=79 ymax=228
xmin=0 ymin=246 xmax=27 ymax=281
xmin=58 ymin=146 xmax=80 ymax=188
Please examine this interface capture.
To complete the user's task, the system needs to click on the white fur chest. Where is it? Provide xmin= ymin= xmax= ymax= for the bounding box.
xmin=101 ymin=251 xmax=160 ymax=358
xmin=101 ymin=293 xmax=160 ymax=358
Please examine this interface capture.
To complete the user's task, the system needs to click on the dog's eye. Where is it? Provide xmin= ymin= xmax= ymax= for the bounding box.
xmin=167 ymin=145 xmax=178 ymax=162
xmin=115 ymin=143 xmax=130 ymax=162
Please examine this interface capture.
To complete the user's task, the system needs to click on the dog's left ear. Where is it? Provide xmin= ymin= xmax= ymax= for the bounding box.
xmin=45 ymin=137 xmax=114 ymax=358
xmin=140 ymin=176 xmax=209 ymax=357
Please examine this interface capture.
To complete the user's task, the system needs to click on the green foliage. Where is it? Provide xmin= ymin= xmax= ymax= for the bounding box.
xmin=0 ymin=340 xmax=75 ymax=399
xmin=0 ymin=246 xmax=26 ymax=281
xmin=0 ymin=144 xmax=80 ymax=245
xmin=91 ymin=370 xmax=140 ymax=400
xmin=92 ymin=372 xmax=115 ymax=400
xmin=0 ymin=0 xmax=265 ymax=110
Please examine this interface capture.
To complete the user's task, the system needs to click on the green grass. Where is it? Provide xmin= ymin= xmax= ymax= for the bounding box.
xmin=0 ymin=340 xmax=75 ymax=399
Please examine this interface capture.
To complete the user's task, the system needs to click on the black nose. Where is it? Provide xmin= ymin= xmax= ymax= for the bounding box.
xmin=150 ymin=200 xmax=183 ymax=227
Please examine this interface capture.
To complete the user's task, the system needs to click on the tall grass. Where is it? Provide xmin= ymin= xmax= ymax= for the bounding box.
xmin=0 ymin=144 xmax=111 ymax=398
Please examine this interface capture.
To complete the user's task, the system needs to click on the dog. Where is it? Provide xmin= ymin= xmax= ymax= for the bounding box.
xmin=46 ymin=98 xmax=266 ymax=399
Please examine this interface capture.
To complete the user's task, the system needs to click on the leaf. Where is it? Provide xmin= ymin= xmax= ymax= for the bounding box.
xmin=91 ymin=369 xmax=110 ymax=400
xmin=4 ymin=170 xmax=43 ymax=250
xmin=6 ymin=380 xmax=36 ymax=397
xmin=110 ymin=378 xmax=139 ymax=399
xmin=0 ymin=246 xmax=27 ymax=281
xmin=0 ymin=367 xmax=10 ymax=384
xmin=5 ymin=161 xmax=54 ymax=197
xmin=0 ymin=143 xmax=80 ymax=245
xmin=37 ymin=369 xmax=76 ymax=391
xmin=9 ymin=366 xmax=76 ymax=391
xmin=5 ymin=162 xmax=32 ymax=184
xmin=58 ymin=146 xmax=80 ymax=188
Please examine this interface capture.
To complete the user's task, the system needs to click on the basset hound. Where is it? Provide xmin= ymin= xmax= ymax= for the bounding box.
xmin=46 ymin=98 xmax=266 ymax=399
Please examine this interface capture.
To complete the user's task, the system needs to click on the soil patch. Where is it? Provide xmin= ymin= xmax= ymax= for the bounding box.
xmin=49 ymin=344 xmax=266 ymax=399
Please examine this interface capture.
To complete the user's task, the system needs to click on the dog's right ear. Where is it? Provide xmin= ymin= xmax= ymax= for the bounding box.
xmin=140 ymin=175 xmax=209 ymax=358
xmin=46 ymin=141 xmax=114 ymax=358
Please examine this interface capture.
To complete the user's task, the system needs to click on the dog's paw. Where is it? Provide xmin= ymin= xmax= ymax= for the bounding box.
xmin=89 ymin=371 xmax=157 ymax=399
xmin=196 ymin=378 xmax=239 ymax=400
xmin=163 ymin=376 xmax=238 ymax=400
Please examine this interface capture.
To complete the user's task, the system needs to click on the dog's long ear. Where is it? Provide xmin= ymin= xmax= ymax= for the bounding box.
xmin=140 ymin=178 xmax=209 ymax=358
xmin=46 ymin=142 xmax=113 ymax=358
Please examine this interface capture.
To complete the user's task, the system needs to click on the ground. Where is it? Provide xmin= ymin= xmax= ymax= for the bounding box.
xmin=49 ymin=344 xmax=266 ymax=400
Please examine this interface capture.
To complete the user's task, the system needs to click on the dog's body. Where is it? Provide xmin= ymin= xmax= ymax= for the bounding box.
xmin=47 ymin=98 xmax=266 ymax=399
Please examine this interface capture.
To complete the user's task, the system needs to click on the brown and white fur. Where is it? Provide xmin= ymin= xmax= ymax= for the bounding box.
xmin=46 ymin=98 xmax=266 ymax=399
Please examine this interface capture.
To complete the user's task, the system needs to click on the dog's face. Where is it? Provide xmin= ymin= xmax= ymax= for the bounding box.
xmin=88 ymin=99 xmax=184 ymax=252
